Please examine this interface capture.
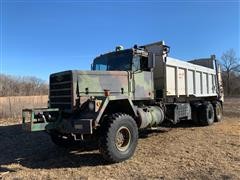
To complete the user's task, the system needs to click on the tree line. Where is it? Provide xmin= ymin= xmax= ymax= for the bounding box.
xmin=0 ymin=74 xmax=48 ymax=97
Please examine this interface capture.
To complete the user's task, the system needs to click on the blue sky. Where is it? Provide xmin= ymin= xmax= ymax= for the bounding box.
xmin=1 ymin=0 xmax=239 ymax=81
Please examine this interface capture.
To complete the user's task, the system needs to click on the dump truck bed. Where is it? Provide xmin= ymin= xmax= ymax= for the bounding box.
xmin=165 ymin=57 xmax=217 ymax=97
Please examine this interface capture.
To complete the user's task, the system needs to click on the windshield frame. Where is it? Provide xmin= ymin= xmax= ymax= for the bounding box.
xmin=92 ymin=48 xmax=150 ymax=72
xmin=92 ymin=49 xmax=133 ymax=71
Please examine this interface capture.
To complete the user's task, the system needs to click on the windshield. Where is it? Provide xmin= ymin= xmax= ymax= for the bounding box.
xmin=92 ymin=51 xmax=133 ymax=71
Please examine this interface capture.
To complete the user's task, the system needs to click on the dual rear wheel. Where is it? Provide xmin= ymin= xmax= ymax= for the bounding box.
xmin=192 ymin=101 xmax=223 ymax=126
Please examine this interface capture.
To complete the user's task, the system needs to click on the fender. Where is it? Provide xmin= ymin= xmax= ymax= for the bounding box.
xmin=95 ymin=96 xmax=137 ymax=124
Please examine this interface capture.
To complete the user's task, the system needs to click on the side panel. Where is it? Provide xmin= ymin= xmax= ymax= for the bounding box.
xmin=178 ymin=68 xmax=186 ymax=95
xmin=195 ymin=72 xmax=201 ymax=95
xmin=202 ymin=73 xmax=208 ymax=94
xmin=166 ymin=66 xmax=176 ymax=96
xmin=208 ymin=74 xmax=213 ymax=93
xmin=133 ymin=71 xmax=154 ymax=99
xmin=165 ymin=57 xmax=217 ymax=98
xmin=188 ymin=70 xmax=194 ymax=94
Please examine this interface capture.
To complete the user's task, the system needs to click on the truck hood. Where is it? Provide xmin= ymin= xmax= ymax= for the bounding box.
xmin=72 ymin=70 xmax=130 ymax=97
xmin=49 ymin=70 xmax=130 ymax=111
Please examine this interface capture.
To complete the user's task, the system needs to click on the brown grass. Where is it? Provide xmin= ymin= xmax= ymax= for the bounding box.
xmin=0 ymin=96 xmax=48 ymax=118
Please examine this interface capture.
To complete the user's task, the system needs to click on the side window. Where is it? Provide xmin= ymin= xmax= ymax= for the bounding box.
xmin=132 ymin=56 xmax=140 ymax=71
xmin=95 ymin=64 xmax=107 ymax=70
xmin=132 ymin=56 xmax=150 ymax=71
xmin=140 ymin=56 xmax=149 ymax=71
xmin=93 ymin=64 xmax=107 ymax=71
xmin=100 ymin=64 xmax=108 ymax=70
xmin=93 ymin=56 xmax=108 ymax=70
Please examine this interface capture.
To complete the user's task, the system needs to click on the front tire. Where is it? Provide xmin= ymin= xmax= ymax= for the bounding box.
xmin=99 ymin=113 xmax=138 ymax=163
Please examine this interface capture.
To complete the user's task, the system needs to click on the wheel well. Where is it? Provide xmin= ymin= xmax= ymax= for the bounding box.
xmin=100 ymin=99 xmax=137 ymax=123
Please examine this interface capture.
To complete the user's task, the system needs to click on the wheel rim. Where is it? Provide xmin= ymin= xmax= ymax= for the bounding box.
xmin=216 ymin=106 xmax=222 ymax=116
xmin=115 ymin=126 xmax=131 ymax=152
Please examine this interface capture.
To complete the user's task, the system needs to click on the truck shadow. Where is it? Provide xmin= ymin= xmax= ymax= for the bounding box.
xmin=0 ymin=121 xmax=198 ymax=169
xmin=162 ymin=120 xmax=201 ymax=128
xmin=139 ymin=120 xmax=199 ymax=138
xmin=0 ymin=124 xmax=106 ymax=170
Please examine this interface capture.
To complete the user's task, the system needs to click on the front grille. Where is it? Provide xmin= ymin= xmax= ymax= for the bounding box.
xmin=50 ymin=73 xmax=72 ymax=82
xmin=49 ymin=72 xmax=73 ymax=110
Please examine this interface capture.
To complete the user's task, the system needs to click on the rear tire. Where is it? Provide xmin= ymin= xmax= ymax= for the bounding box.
xmin=214 ymin=102 xmax=223 ymax=122
xmin=199 ymin=103 xmax=215 ymax=126
xmin=99 ymin=113 xmax=138 ymax=163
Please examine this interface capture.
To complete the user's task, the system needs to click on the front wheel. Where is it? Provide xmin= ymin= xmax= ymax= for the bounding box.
xmin=99 ymin=113 xmax=138 ymax=163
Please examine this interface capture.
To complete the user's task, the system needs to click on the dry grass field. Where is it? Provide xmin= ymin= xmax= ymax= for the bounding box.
xmin=0 ymin=96 xmax=48 ymax=118
xmin=0 ymin=97 xmax=239 ymax=179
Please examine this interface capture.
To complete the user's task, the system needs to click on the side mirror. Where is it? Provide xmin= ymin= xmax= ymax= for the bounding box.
xmin=148 ymin=53 xmax=156 ymax=69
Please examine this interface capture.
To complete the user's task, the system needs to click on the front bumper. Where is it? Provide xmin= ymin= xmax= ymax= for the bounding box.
xmin=22 ymin=108 xmax=59 ymax=132
xmin=22 ymin=108 xmax=93 ymax=134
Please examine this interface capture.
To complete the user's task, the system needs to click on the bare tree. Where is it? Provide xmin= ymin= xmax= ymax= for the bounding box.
xmin=0 ymin=74 xmax=48 ymax=97
xmin=221 ymin=49 xmax=240 ymax=96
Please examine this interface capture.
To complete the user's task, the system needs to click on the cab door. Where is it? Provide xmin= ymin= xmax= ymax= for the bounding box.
xmin=132 ymin=56 xmax=154 ymax=100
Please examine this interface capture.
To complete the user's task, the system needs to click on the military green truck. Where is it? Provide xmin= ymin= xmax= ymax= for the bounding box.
xmin=22 ymin=41 xmax=224 ymax=163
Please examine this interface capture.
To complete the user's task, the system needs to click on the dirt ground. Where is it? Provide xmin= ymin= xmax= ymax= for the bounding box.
xmin=0 ymin=98 xmax=239 ymax=180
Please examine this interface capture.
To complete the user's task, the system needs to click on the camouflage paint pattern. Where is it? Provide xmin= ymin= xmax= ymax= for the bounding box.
xmin=70 ymin=70 xmax=154 ymax=109
xmin=45 ymin=69 xmax=154 ymax=127
xmin=94 ymin=96 xmax=137 ymax=124
xmin=73 ymin=70 xmax=129 ymax=98
xmin=133 ymin=71 xmax=154 ymax=99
